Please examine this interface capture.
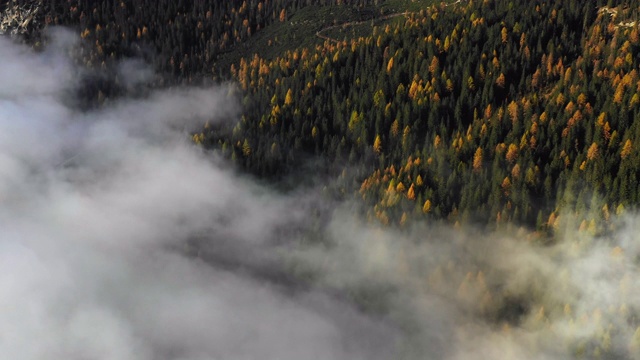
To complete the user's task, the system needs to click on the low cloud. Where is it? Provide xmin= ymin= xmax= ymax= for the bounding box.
xmin=2 ymin=29 xmax=640 ymax=360
xmin=0 ymin=31 xmax=397 ymax=360
xmin=282 ymin=211 xmax=640 ymax=359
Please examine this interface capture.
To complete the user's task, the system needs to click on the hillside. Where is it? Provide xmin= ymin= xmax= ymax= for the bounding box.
xmin=4 ymin=0 xmax=640 ymax=358
xmin=5 ymin=0 xmax=640 ymax=229
xmin=5 ymin=0 xmax=639 ymax=234
xmin=206 ymin=0 xmax=640 ymax=236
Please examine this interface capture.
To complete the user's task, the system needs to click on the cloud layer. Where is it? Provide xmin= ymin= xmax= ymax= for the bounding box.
xmin=3 ymin=29 xmax=640 ymax=360
xmin=0 ymin=31 xmax=397 ymax=360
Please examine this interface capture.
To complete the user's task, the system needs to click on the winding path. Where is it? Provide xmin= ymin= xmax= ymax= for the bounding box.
xmin=315 ymin=0 xmax=465 ymax=44
xmin=315 ymin=11 xmax=410 ymax=43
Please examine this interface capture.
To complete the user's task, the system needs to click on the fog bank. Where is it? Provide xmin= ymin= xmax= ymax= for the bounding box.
xmin=2 ymin=30 xmax=640 ymax=360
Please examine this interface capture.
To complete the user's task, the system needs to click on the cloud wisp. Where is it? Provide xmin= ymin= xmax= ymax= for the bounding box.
xmin=2 ymin=29 xmax=640 ymax=360
xmin=0 ymin=31 xmax=398 ymax=360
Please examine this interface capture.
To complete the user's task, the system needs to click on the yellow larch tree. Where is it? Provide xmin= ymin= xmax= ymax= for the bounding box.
xmin=621 ymin=139 xmax=633 ymax=159
xmin=496 ymin=73 xmax=506 ymax=88
xmin=473 ymin=147 xmax=483 ymax=173
xmin=506 ymin=143 xmax=518 ymax=163
xmin=373 ymin=135 xmax=382 ymax=154
xmin=422 ymin=199 xmax=432 ymax=213
xmin=284 ymin=88 xmax=294 ymax=106
xmin=407 ymin=184 xmax=416 ymax=200
xmin=386 ymin=57 xmax=394 ymax=74
xmin=587 ymin=142 xmax=599 ymax=160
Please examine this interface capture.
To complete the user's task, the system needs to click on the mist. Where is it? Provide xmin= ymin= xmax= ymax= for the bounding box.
xmin=2 ymin=29 xmax=640 ymax=360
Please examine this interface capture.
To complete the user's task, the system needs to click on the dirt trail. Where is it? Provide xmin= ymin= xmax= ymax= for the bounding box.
xmin=315 ymin=11 xmax=409 ymax=43
xmin=315 ymin=0 xmax=464 ymax=44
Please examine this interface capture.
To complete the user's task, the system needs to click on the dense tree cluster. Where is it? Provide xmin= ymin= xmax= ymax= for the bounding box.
xmin=6 ymin=1 xmax=640 ymax=356
xmin=7 ymin=0 xmax=377 ymax=80
xmin=200 ymin=0 xmax=640 ymax=235
xmin=9 ymin=0 xmax=640 ymax=234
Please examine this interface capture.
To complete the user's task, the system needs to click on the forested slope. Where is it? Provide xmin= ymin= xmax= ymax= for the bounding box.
xmin=7 ymin=1 xmax=640 ymax=357
xmin=203 ymin=0 xmax=640 ymax=235
xmin=5 ymin=0 xmax=640 ymax=235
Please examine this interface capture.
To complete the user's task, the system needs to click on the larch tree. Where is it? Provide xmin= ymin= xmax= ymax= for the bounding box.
xmin=284 ymin=88 xmax=294 ymax=106
xmin=621 ymin=139 xmax=633 ymax=159
xmin=373 ymin=135 xmax=382 ymax=154
xmin=473 ymin=147 xmax=483 ymax=173
xmin=422 ymin=199 xmax=432 ymax=213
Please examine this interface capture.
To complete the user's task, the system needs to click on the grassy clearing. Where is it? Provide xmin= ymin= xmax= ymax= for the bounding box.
xmin=379 ymin=0 xmax=440 ymax=14
xmin=320 ymin=0 xmax=439 ymax=44
xmin=215 ymin=0 xmax=440 ymax=73
xmin=216 ymin=5 xmax=374 ymax=72
xmin=321 ymin=11 xmax=411 ymax=41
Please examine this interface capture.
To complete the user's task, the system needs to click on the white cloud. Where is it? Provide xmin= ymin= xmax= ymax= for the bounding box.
xmin=0 ymin=31 xmax=397 ymax=360
xmin=3 ymin=28 xmax=640 ymax=360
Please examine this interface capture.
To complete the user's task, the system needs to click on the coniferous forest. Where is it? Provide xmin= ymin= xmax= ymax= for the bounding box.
xmin=3 ymin=0 xmax=640 ymax=232
xmin=5 ymin=0 xmax=640 ymax=358
xmin=16 ymin=0 xmax=636 ymax=237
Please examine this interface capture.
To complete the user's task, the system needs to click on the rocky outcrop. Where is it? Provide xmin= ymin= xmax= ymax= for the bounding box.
xmin=0 ymin=1 xmax=42 ymax=36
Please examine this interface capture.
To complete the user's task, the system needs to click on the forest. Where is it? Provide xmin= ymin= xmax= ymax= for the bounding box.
xmin=2 ymin=0 xmax=639 ymax=233
xmin=3 ymin=0 xmax=640 ymax=358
